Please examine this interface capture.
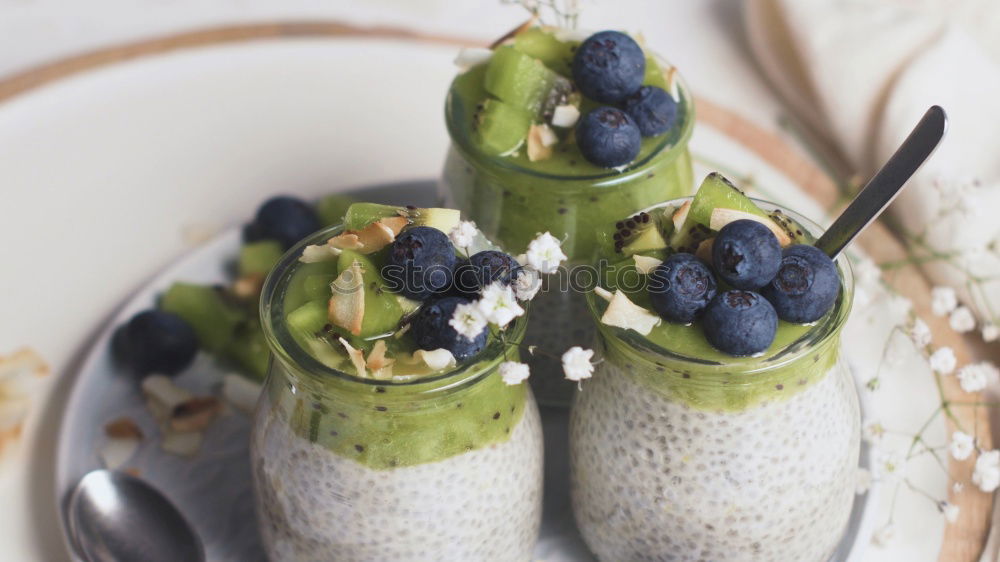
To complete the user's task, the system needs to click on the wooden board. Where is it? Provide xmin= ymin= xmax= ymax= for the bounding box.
xmin=0 ymin=20 xmax=991 ymax=561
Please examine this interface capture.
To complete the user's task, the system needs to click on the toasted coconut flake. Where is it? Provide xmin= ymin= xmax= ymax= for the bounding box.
xmin=232 ymin=274 xmax=264 ymax=299
xmin=99 ymin=435 xmax=140 ymax=470
xmin=551 ymin=104 xmax=580 ymax=128
xmin=379 ymin=216 xmax=410 ymax=236
xmin=594 ymin=287 xmax=614 ymax=302
xmin=338 ymin=338 xmax=368 ymax=378
xmin=105 ymin=417 xmax=143 ymax=440
xmin=601 ymin=290 xmax=661 ymax=335
xmin=350 ymin=221 xmax=396 ymax=254
xmin=709 ymin=208 xmax=791 ymax=246
xmin=300 ymin=243 xmax=342 ymax=263
xmin=161 ymin=430 xmax=202 ymax=457
xmin=527 ymin=124 xmax=555 ymax=162
xmin=328 ymin=233 xmax=364 ymax=250
xmin=222 ymin=374 xmax=262 ymax=415
xmin=366 ymin=340 xmax=395 ymax=372
xmin=696 ymin=238 xmax=715 ymax=263
xmin=329 ymin=261 xmax=366 ymax=335
xmin=454 ymin=47 xmax=493 ymax=70
xmin=633 ymin=255 xmax=663 ymax=274
xmin=170 ymin=396 xmax=221 ymax=432
xmin=0 ymin=348 xmax=49 ymax=452
xmin=0 ymin=398 xmax=29 ymax=432
xmin=672 ymin=200 xmax=691 ymax=232
xmin=413 ymin=349 xmax=456 ymax=371
xmin=489 ymin=17 xmax=535 ymax=49
xmin=141 ymin=375 xmax=192 ymax=422
xmin=663 ymin=66 xmax=679 ymax=101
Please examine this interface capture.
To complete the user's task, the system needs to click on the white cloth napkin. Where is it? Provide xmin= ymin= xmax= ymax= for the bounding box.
xmin=744 ymin=0 xmax=1000 ymax=338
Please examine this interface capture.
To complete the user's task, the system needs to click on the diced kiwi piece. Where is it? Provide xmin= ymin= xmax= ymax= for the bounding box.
xmin=343 ymin=203 xmax=461 ymax=234
xmin=160 ymin=283 xmax=245 ymax=352
xmin=484 ymin=46 xmax=572 ymax=117
xmin=337 ymin=250 xmax=403 ymax=337
xmin=600 ymin=258 xmax=652 ymax=308
xmin=303 ymin=274 xmax=335 ymax=300
xmin=612 ymin=209 xmax=670 ymax=257
xmin=239 ymin=240 xmax=284 ymax=277
xmin=473 ymin=98 xmax=532 ymax=156
xmin=513 ymin=27 xmax=576 ymax=76
xmin=287 ymin=300 xmax=329 ymax=338
xmin=643 ymin=55 xmax=668 ymax=89
xmin=316 ymin=194 xmax=357 ymax=226
xmin=285 ymin=261 xmax=339 ymax=311
xmin=669 ymin=172 xmax=771 ymax=252
xmin=223 ymin=324 xmax=270 ymax=380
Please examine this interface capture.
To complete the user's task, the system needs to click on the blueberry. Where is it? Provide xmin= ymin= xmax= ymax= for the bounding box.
xmin=385 ymin=226 xmax=458 ymax=301
xmin=112 ymin=310 xmax=198 ymax=375
xmin=712 ymin=220 xmax=782 ymax=290
xmin=702 ymin=290 xmax=777 ymax=356
xmin=761 ymin=245 xmax=840 ymax=323
xmin=576 ymin=107 xmax=642 ymax=168
xmin=622 ymin=86 xmax=677 ymax=137
xmin=410 ymin=297 xmax=487 ymax=361
xmin=250 ymin=196 xmax=321 ymax=249
xmin=572 ymin=30 xmax=646 ymax=104
xmin=453 ymin=250 xmax=522 ymax=296
xmin=648 ymin=253 xmax=718 ymax=323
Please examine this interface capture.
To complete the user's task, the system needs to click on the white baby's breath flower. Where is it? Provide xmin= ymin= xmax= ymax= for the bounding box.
xmin=525 ymin=232 xmax=567 ymax=274
xmin=909 ymin=318 xmax=932 ymax=348
xmin=973 ymin=450 xmax=1000 ymax=492
xmin=950 ymin=431 xmax=975 ymax=461
xmin=871 ymin=523 xmax=896 ymax=548
xmin=513 ymin=267 xmax=542 ymax=301
xmin=498 ymin=361 xmax=530 ymax=385
xmin=854 ymin=258 xmax=882 ymax=287
xmin=856 ymin=468 xmax=872 ymax=494
xmin=562 ymin=346 xmax=595 ymax=383
xmin=477 ymin=282 xmax=524 ymax=328
xmin=957 ymin=361 xmax=1000 ymax=393
xmin=949 ymin=306 xmax=976 ymax=333
xmin=448 ymin=221 xmax=478 ymax=250
xmin=982 ymin=323 xmax=999 ymax=343
xmin=449 ymin=302 xmax=487 ymax=341
xmin=931 ymin=286 xmax=958 ymax=316
xmin=873 ymin=450 xmax=907 ymax=485
xmin=862 ymin=420 xmax=886 ymax=444
xmin=929 ymin=347 xmax=957 ymax=375
xmin=940 ymin=501 xmax=960 ymax=524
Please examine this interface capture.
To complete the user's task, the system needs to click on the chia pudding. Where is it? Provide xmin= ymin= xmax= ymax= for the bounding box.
xmin=440 ymin=26 xmax=695 ymax=406
xmin=252 ymin=210 xmax=545 ymax=561
xmin=570 ymin=195 xmax=860 ymax=561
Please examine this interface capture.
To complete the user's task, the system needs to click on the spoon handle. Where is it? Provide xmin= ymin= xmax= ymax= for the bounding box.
xmin=814 ymin=105 xmax=948 ymax=259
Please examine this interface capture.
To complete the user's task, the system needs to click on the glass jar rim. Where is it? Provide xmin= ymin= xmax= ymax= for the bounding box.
xmin=259 ymin=223 xmax=528 ymax=391
xmin=585 ymin=196 xmax=855 ymax=377
xmin=443 ymin=54 xmax=696 ymax=183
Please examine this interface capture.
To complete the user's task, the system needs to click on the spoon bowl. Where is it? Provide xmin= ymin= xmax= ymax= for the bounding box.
xmin=68 ymin=469 xmax=204 ymax=562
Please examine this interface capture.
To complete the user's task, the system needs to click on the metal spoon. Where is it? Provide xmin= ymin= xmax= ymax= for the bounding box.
xmin=814 ymin=105 xmax=948 ymax=258
xmin=67 ymin=469 xmax=204 ymax=562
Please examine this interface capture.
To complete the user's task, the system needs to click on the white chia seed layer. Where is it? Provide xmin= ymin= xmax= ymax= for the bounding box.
xmin=252 ymin=391 xmax=544 ymax=561
xmin=570 ymin=359 xmax=859 ymax=561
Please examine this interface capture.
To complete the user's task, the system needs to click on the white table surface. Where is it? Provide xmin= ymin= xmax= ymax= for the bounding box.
xmin=0 ymin=2 xmax=924 ymax=561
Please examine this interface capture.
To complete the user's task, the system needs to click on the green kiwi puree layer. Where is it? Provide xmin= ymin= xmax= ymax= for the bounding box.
xmin=443 ymin=60 xmax=694 ymax=261
xmin=274 ymin=240 xmax=527 ymax=470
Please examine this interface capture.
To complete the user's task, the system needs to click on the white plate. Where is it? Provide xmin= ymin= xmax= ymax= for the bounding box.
xmin=0 ymin=36 xmax=945 ymax=560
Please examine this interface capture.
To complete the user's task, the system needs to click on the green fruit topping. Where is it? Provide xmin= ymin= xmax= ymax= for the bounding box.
xmin=238 ymin=240 xmax=284 ymax=277
xmin=343 ymin=203 xmax=460 ymax=234
xmin=315 ymin=193 xmax=357 ymax=226
xmin=336 ymin=250 xmax=403 ymax=338
xmin=472 ymin=98 xmax=534 ymax=156
xmin=642 ymin=54 xmax=667 ymax=89
xmin=484 ymin=46 xmax=572 ymax=117
xmin=513 ymin=27 xmax=576 ymax=76
xmin=287 ymin=300 xmax=329 ymax=340
xmin=613 ymin=209 xmax=671 ymax=256
xmin=160 ymin=283 xmax=244 ymax=352
xmin=223 ymin=323 xmax=270 ymax=379
xmin=670 ymin=172 xmax=771 ymax=252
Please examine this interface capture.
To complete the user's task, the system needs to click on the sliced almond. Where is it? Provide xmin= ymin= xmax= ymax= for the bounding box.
xmin=328 ymin=261 xmax=366 ymax=335
xmin=300 ymin=243 xmax=342 ymax=263
xmin=232 ymin=274 xmax=264 ymax=299
xmin=413 ymin=349 xmax=456 ymax=371
xmin=600 ymin=290 xmax=661 ymax=336
xmin=141 ymin=375 xmax=192 ymax=422
xmin=104 ymin=417 xmax=143 ymax=440
xmin=327 ymin=233 xmax=364 ymax=250
xmin=695 ymin=238 xmax=715 ymax=263
xmin=170 ymin=396 xmax=221 ymax=432
xmin=527 ymin=124 xmax=555 ymax=162
xmin=632 ymin=255 xmax=663 ymax=274
xmin=671 ymin=200 xmax=691 ymax=232
xmin=161 ymin=430 xmax=202 ymax=457
xmin=98 ymin=435 xmax=140 ymax=470
xmin=222 ymin=374 xmax=262 ymax=415
xmin=708 ymin=208 xmax=792 ymax=246
xmin=338 ymin=338 xmax=368 ymax=378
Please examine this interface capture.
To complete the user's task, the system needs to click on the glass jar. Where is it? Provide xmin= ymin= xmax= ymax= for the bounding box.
xmin=441 ymin=58 xmax=695 ymax=407
xmin=252 ymin=225 xmax=544 ymax=561
xmin=570 ymin=201 xmax=859 ymax=561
